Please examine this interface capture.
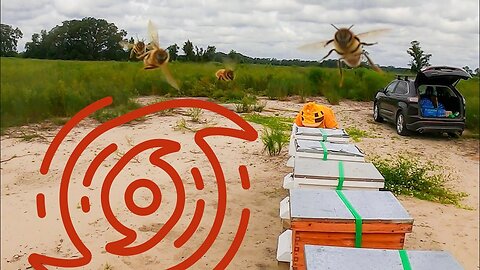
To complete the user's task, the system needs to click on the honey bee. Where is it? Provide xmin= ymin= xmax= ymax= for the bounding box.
xmin=215 ymin=58 xmax=235 ymax=81
xmin=136 ymin=20 xmax=179 ymax=90
xmin=119 ymin=37 xmax=147 ymax=59
xmin=299 ymin=24 xmax=389 ymax=87
xmin=215 ymin=69 xmax=235 ymax=81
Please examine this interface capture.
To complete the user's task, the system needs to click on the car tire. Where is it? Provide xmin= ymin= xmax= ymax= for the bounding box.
xmin=396 ymin=111 xmax=409 ymax=136
xmin=373 ymin=103 xmax=383 ymax=122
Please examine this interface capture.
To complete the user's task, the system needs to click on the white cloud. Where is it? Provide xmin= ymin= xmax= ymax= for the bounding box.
xmin=1 ymin=0 xmax=478 ymax=68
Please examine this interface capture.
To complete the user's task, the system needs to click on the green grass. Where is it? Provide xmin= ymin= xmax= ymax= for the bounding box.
xmin=261 ymin=127 xmax=289 ymax=156
xmin=371 ymin=154 xmax=469 ymax=208
xmin=457 ymin=78 xmax=479 ymax=134
xmin=345 ymin=126 xmax=372 ymax=142
xmin=1 ymin=58 xmax=478 ymax=133
xmin=242 ymin=114 xmax=294 ymax=156
xmin=242 ymin=114 xmax=294 ymax=133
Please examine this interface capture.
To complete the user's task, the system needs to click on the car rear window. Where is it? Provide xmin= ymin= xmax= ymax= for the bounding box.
xmin=418 ymin=85 xmax=456 ymax=98
xmin=394 ymin=81 xmax=408 ymax=95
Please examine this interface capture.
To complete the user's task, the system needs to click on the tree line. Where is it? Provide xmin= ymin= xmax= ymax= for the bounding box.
xmin=1 ymin=18 xmax=479 ymax=75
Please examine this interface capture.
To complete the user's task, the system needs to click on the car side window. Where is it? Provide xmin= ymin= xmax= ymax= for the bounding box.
xmin=385 ymin=82 xmax=398 ymax=94
xmin=394 ymin=81 xmax=408 ymax=95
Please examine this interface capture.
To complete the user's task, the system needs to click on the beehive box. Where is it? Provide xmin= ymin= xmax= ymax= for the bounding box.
xmin=286 ymin=140 xmax=365 ymax=167
xmin=290 ymin=189 xmax=413 ymax=270
xmin=304 ymin=245 xmax=463 ymax=270
xmin=289 ymin=158 xmax=384 ymax=190
xmin=291 ymin=124 xmax=350 ymax=143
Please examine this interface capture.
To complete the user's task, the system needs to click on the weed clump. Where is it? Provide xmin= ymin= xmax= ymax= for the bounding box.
xmin=371 ymin=154 xmax=468 ymax=207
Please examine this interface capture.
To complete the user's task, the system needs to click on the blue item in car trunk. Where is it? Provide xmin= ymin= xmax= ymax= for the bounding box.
xmin=420 ymin=98 xmax=446 ymax=117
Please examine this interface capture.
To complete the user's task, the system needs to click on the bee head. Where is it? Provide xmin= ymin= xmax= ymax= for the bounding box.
xmin=154 ymin=49 xmax=169 ymax=64
xmin=335 ymin=28 xmax=354 ymax=47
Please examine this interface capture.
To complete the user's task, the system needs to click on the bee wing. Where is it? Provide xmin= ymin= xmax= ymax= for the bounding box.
xmin=147 ymin=20 xmax=161 ymax=48
xmin=297 ymin=40 xmax=332 ymax=52
xmin=119 ymin=40 xmax=134 ymax=50
xmin=356 ymin=29 xmax=391 ymax=39
xmin=160 ymin=64 xmax=179 ymax=90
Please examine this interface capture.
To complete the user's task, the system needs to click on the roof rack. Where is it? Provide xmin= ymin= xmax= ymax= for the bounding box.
xmin=396 ymin=74 xmax=416 ymax=81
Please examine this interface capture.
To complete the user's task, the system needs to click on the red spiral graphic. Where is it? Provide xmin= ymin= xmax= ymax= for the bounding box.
xmin=29 ymin=97 xmax=258 ymax=269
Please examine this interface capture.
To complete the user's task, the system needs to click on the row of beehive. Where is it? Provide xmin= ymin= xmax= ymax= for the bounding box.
xmin=276 ymin=124 xmax=463 ymax=270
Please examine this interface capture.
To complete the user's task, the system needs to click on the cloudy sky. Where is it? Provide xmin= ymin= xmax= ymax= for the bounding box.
xmin=1 ymin=0 xmax=479 ymax=68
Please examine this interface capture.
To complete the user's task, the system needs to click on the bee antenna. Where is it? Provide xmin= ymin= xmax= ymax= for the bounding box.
xmin=331 ymin=24 xmax=339 ymax=30
xmin=348 ymin=25 xmax=354 ymax=30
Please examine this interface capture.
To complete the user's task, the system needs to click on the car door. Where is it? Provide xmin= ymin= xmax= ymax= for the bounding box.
xmin=379 ymin=81 xmax=398 ymax=120
xmin=390 ymin=81 xmax=409 ymax=115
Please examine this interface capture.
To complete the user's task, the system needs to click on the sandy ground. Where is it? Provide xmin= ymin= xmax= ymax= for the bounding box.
xmin=1 ymin=96 xmax=478 ymax=270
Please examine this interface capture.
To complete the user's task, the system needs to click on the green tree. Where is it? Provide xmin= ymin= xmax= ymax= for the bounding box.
xmin=195 ymin=45 xmax=204 ymax=61
xmin=204 ymin=45 xmax=216 ymax=61
xmin=24 ymin=17 xmax=127 ymax=60
xmin=1 ymin=24 xmax=23 ymax=56
xmin=167 ymin=44 xmax=179 ymax=61
xmin=407 ymin=40 xmax=432 ymax=73
xmin=182 ymin=40 xmax=195 ymax=61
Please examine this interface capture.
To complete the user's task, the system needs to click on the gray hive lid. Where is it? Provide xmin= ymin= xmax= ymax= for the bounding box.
xmin=295 ymin=126 xmax=349 ymax=137
xmin=296 ymin=140 xmax=365 ymax=157
xmin=304 ymin=245 xmax=463 ymax=270
xmin=289 ymin=189 xmax=413 ymax=223
xmin=294 ymin=158 xmax=384 ymax=182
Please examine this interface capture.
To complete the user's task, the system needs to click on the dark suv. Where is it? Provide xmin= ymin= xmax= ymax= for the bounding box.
xmin=373 ymin=66 xmax=471 ymax=136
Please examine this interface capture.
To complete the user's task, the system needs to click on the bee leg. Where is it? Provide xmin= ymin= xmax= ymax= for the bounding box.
xmin=136 ymin=51 xmax=149 ymax=60
xmin=338 ymin=59 xmax=344 ymax=87
xmin=325 ymin=39 xmax=334 ymax=47
xmin=363 ymin=51 xmax=382 ymax=73
xmin=354 ymin=36 xmax=377 ymax=46
xmin=360 ymin=42 xmax=378 ymax=46
xmin=320 ymin=48 xmax=342 ymax=62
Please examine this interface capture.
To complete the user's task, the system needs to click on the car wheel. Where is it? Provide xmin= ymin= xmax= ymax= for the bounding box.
xmin=396 ymin=111 xmax=409 ymax=136
xmin=373 ymin=103 xmax=383 ymax=122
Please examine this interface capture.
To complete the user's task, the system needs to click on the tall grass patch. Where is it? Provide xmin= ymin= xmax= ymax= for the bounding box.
xmin=457 ymin=78 xmax=479 ymax=133
xmin=1 ymin=58 xmax=138 ymax=129
xmin=372 ymin=154 xmax=468 ymax=207
xmin=243 ymin=114 xmax=293 ymax=155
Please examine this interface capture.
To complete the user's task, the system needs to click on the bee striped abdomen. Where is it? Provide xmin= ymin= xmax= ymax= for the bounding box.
xmin=215 ymin=69 xmax=234 ymax=81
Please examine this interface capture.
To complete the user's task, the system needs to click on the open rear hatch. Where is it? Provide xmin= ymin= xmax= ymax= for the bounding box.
xmin=416 ymin=66 xmax=471 ymax=120
xmin=415 ymin=66 xmax=471 ymax=86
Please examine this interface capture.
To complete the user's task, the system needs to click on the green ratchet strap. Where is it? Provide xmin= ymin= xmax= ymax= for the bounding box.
xmin=336 ymin=161 xmax=345 ymax=190
xmin=399 ymin=250 xmax=412 ymax=270
xmin=336 ymin=190 xmax=362 ymax=248
xmin=320 ymin=141 xmax=328 ymax=160
xmin=319 ymin=128 xmax=328 ymax=142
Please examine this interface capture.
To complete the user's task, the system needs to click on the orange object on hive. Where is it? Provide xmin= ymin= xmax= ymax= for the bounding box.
xmin=294 ymin=102 xmax=338 ymax=128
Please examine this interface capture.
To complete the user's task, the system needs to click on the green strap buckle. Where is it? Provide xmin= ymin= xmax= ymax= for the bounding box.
xmin=336 ymin=190 xmax=362 ymax=247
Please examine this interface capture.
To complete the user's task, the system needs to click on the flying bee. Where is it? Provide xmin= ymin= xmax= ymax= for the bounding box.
xmin=136 ymin=20 xmax=179 ymax=90
xmin=299 ymin=24 xmax=389 ymax=87
xmin=215 ymin=57 xmax=236 ymax=81
xmin=119 ymin=36 xmax=147 ymax=59
xmin=215 ymin=69 xmax=235 ymax=81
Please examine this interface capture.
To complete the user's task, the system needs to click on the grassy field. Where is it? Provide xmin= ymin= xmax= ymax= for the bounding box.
xmin=1 ymin=57 xmax=478 ymax=133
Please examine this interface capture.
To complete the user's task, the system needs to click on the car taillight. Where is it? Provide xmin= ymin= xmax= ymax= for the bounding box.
xmin=408 ymin=97 xmax=418 ymax=102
